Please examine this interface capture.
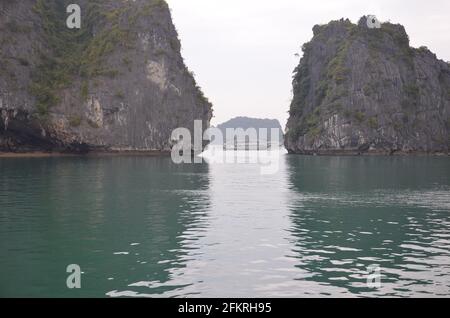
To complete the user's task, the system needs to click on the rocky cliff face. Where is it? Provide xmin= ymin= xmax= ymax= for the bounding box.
xmin=285 ymin=16 xmax=450 ymax=155
xmin=0 ymin=0 xmax=212 ymax=153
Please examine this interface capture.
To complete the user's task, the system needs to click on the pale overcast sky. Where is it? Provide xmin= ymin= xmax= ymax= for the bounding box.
xmin=166 ymin=0 xmax=450 ymax=127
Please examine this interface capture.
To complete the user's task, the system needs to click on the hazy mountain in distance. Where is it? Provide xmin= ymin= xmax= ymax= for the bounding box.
xmin=211 ymin=117 xmax=284 ymax=145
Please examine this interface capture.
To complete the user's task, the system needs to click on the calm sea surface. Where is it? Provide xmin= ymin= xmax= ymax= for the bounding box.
xmin=1 ymin=152 xmax=450 ymax=297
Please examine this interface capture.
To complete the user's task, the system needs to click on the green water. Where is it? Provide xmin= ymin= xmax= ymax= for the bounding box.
xmin=0 ymin=155 xmax=449 ymax=297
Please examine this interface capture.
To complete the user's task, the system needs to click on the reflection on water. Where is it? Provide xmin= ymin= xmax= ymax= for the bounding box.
xmin=286 ymin=156 xmax=450 ymax=297
xmin=0 ymin=154 xmax=449 ymax=297
xmin=0 ymin=157 xmax=211 ymax=297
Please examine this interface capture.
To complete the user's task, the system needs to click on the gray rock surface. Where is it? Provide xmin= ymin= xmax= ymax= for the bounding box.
xmin=0 ymin=0 xmax=212 ymax=153
xmin=285 ymin=16 xmax=450 ymax=155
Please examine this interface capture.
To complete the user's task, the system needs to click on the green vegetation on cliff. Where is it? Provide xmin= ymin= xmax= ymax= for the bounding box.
xmin=30 ymin=0 xmax=167 ymax=115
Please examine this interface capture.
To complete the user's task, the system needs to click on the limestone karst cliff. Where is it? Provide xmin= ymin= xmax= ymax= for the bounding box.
xmin=285 ymin=16 xmax=450 ymax=155
xmin=0 ymin=0 xmax=212 ymax=153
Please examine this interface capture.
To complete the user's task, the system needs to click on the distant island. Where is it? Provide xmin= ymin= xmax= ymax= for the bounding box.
xmin=285 ymin=16 xmax=450 ymax=155
xmin=211 ymin=117 xmax=284 ymax=147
